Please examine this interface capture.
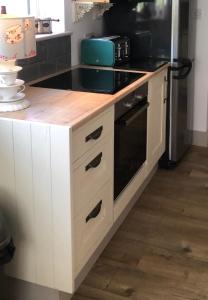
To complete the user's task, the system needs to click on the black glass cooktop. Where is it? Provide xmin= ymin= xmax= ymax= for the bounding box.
xmin=115 ymin=58 xmax=168 ymax=72
xmin=32 ymin=67 xmax=145 ymax=95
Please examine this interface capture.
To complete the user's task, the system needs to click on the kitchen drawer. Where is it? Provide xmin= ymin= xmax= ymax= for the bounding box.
xmin=74 ymin=182 xmax=113 ymax=275
xmin=72 ymin=107 xmax=114 ymax=162
xmin=73 ymin=136 xmax=113 ymax=216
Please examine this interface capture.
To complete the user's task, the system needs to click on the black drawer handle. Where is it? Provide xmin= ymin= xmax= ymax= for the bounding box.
xmin=85 ymin=152 xmax=103 ymax=171
xmin=86 ymin=200 xmax=102 ymax=223
xmin=85 ymin=126 xmax=103 ymax=142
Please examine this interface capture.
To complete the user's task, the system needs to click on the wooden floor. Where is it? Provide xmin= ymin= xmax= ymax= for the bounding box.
xmin=72 ymin=146 xmax=208 ymax=300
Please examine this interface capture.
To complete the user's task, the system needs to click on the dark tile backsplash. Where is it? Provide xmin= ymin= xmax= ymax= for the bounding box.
xmin=17 ymin=35 xmax=71 ymax=83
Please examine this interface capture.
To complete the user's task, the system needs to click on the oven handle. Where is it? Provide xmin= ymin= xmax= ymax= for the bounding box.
xmin=117 ymin=102 xmax=149 ymax=127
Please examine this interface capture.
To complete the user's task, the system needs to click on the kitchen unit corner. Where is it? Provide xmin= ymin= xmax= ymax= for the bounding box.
xmin=0 ymin=65 xmax=168 ymax=295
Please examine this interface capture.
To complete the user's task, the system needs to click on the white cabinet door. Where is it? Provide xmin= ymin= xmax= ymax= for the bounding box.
xmin=147 ymin=69 xmax=167 ymax=173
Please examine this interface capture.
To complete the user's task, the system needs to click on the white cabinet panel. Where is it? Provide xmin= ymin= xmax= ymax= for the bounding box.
xmin=31 ymin=124 xmax=53 ymax=286
xmin=6 ymin=122 xmax=36 ymax=282
xmin=72 ymin=107 xmax=114 ymax=162
xmin=73 ymin=136 xmax=113 ymax=216
xmin=0 ymin=121 xmax=74 ymax=294
xmin=147 ymin=69 xmax=167 ymax=174
xmin=50 ymin=125 xmax=74 ymax=293
xmin=74 ymin=182 xmax=113 ymax=275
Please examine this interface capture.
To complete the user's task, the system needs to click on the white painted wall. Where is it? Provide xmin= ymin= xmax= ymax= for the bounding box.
xmin=66 ymin=2 xmax=104 ymax=66
xmin=189 ymin=0 xmax=208 ymax=133
xmin=70 ymin=15 xmax=103 ymax=66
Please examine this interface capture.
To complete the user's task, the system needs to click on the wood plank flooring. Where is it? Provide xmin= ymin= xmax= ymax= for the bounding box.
xmin=72 ymin=146 xmax=208 ymax=300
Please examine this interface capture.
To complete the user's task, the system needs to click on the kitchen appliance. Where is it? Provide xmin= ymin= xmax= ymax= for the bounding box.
xmin=104 ymin=0 xmax=193 ymax=166
xmin=32 ymin=67 xmax=145 ymax=94
xmin=115 ymin=31 xmax=169 ymax=71
xmin=130 ymin=31 xmax=152 ymax=61
xmin=35 ymin=18 xmax=60 ymax=34
xmin=114 ymin=82 xmax=148 ymax=200
xmin=81 ymin=36 xmax=130 ymax=67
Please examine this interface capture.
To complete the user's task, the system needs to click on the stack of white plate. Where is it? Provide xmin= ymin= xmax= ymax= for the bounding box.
xmin=0 ymin=66 xmax=29 ymax=112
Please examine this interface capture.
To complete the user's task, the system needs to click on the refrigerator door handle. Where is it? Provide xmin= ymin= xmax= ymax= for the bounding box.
xmin=170 ymin=58 xmax=192 ymax=80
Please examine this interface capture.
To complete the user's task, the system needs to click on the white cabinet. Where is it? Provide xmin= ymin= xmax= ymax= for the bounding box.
xmin=0 ymin=106 xmax=114 ymax=295
xmin=72 ymin=107 xmax=114 ymax=274
xmin=74 ymin=182 xmax=113 ymax=275
xmin=72 ymin=107 xmax=113 ymax=162
xmin=146 ymin=69 xmax=168 ymax=174
xmin=0 ymin=68 xmax=168 ymax=296
xmin=0 ymin=122 xmax=74 ymax=293
xmin=73 ymin=137 xmax=113 ymax=216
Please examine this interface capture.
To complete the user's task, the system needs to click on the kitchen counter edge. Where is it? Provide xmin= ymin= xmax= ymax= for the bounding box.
xmin=0 ymin=64 xmax=169 ymax=130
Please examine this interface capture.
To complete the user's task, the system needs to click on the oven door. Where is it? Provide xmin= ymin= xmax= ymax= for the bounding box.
xmin=114 ymin=101 xmax=148 ymax=200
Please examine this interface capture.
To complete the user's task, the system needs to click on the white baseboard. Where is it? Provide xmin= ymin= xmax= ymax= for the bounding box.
xmin=192 ymin=130 xmax=208 ymax=147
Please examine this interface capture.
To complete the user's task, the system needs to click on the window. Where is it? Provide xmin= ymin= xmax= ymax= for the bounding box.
xmin=2 ymin=0 xmax=66 ymax=34
xmin=1 ymin=0 xmax=29 ymax=15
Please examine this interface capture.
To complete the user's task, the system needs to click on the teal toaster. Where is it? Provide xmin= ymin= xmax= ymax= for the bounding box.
xmin=81 ymin=36 xmax=130 ymax=67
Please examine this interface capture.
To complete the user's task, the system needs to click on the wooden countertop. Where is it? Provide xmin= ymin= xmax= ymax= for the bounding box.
xmin=0 ymin=64 xmax=168 ymax=129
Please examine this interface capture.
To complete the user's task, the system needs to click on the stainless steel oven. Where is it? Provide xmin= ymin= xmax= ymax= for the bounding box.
xmin=114 ymin=82 xmax=148 ymax=200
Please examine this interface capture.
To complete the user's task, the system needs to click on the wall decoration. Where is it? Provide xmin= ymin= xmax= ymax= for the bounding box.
xmin=72 ymin=1 xmax=113 ymax=23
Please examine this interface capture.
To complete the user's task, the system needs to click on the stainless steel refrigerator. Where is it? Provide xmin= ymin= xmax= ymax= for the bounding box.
xmin=104 ymin=0 xmax=193 ymax=166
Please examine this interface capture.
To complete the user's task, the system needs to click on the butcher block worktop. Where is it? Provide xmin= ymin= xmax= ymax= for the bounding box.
xmin=0 ymin=64 xmax=168 ymax=129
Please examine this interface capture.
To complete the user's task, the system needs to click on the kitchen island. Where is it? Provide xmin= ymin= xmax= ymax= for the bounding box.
xmin=0 ymin=64 xmax=168 ymax=295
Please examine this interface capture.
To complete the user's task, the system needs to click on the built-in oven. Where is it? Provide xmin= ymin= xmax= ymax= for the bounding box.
xmin=114 ymin=82 xmax=149 ymax=200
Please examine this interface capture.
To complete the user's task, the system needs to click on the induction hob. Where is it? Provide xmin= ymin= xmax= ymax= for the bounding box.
xmin=32 ymin=67 xmax=145 ymax=94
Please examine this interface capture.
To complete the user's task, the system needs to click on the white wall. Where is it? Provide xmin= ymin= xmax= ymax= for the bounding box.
xmin=189 ymin=0 xmax=208 ymax=134
xmin=70 ymin=14 xmax=103 ymax=66
xmin=65 ymin=1 xmax=104 ymax=66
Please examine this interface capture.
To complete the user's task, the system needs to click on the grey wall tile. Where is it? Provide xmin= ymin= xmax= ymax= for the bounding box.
xmin=56 ymin=55 xmax=71 ymax=72
xmin=17 ymin=36 xmax=71 ymax=83
xmin=20 ymin=64 xmax=40 ymax=83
